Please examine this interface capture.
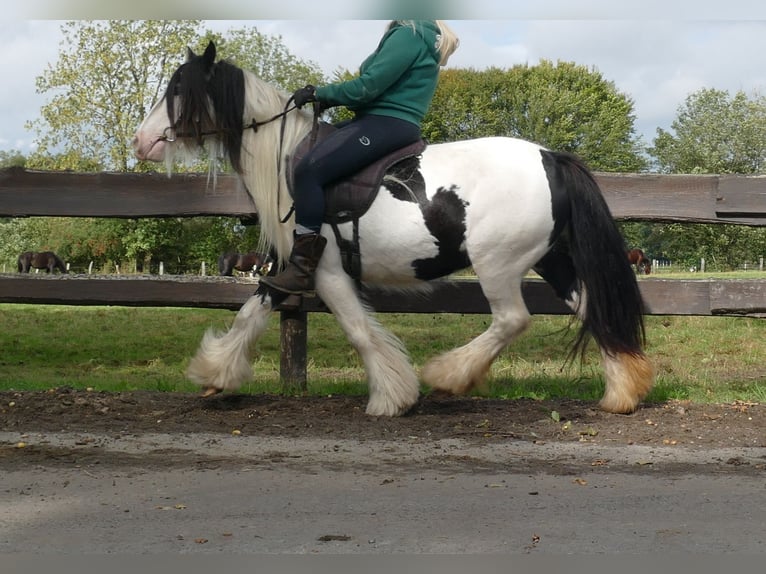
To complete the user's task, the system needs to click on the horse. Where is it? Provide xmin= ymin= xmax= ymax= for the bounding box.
xmin=17 ymin=251 xmax=68 ymax=274
xmin=133 ymin=41 xmax=654 ymax=416
xmin=218 ymin=251 xmax=272 ymax=276
xmin=627 ymin=248 xmax=652 ymax=275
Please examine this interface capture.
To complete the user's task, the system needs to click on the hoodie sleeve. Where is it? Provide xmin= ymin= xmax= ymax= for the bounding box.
xmin=315 ymin=26 xmax=427 ymax=107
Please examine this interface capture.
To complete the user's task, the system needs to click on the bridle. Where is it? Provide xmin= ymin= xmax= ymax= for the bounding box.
xmin=159 ymin=103 xmax=298 ymax=144
xmin=159 ymin=93 xmax=321 ymax=224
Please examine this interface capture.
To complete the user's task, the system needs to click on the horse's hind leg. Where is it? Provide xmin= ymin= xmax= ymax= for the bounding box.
xmin=186 ymin=288 xmax=273 ymax=395
xmin=315 ymin=271 xmax=420 ymax=417
xmin=421 ymin=275 xmax=531 ymax=396
xmin=533 ymin=248 xmax=653 ymax=413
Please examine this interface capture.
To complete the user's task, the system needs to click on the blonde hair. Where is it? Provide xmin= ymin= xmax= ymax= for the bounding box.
xmin=434 ymin=20 xmax=459 ymax=66
xmin=390 ymin=20 xmax=460 ymax=67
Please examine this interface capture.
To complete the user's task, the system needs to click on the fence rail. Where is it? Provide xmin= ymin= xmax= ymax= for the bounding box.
xmin=2 ymin=167 xmax=765 ymax=387
xmin=3 ymin=166 xmax=766 ymax=224
xmin=0 ymin=274 xmax=764 ymax=317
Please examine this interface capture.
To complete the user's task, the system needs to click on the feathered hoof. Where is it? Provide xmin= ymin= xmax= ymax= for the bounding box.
xmin=200 ymin=386 xmax=223 ymax=398
xmin=600 ymin=351 xmax=655 ymax=414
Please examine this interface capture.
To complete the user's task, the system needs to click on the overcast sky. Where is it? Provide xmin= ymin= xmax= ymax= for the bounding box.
xmin=3 ymin=4 xmax=766 ymax=154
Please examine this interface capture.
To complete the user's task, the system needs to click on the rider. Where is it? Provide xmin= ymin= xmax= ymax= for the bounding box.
xmin=260 ymin=20 xmax=459 ymax=297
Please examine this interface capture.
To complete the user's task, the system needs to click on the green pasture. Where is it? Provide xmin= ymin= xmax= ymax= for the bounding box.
xmin=0 ymin=299 xmax=763 ymax=405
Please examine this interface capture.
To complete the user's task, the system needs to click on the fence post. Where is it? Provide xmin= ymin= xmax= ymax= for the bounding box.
xmin=280 ymin=309 xmax=308 ymax=392
xmin=760 ymin=257 xmax=764 ymax=271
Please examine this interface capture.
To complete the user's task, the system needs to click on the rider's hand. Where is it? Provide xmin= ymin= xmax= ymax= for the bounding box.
xmin=292 ymin=85 xmax=317 ymax=109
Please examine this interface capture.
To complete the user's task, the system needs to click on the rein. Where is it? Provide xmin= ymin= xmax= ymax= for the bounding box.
xmin=160 ymin=104 xmax=297 ymax=143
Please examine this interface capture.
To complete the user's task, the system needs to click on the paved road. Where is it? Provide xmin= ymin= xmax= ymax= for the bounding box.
xmin=2 ymin=431 xmax=765 ymax=553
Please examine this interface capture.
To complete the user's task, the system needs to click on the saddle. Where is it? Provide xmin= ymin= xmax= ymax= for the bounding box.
xmin=286 ymin=123 xmax=427 ymax=280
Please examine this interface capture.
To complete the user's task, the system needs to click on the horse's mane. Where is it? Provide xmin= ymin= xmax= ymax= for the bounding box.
xmin=237 ymin=72 xmax=313 ymax=262
xmin=166 ymin=43 xmax=314 ymax=263
xmin=166 ymin=53 xmax=246 ymax=172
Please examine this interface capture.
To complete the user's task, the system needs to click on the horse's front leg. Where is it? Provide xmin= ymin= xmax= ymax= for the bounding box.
xmin=186 ymin=287 xmax=275 ymax=396
xmin=315 ymin=268 xmax=420 ymax=417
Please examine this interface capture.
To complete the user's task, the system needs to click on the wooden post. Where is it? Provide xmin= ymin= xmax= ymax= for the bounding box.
xmin=760 ymin=257 xmax=764 ymax=271
xmin=280 ymin=308 xmax=308 ymax=392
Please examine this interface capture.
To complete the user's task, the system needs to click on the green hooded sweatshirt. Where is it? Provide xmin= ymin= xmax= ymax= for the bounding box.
xmin=315 ymin=21 xmax=442 ymax=127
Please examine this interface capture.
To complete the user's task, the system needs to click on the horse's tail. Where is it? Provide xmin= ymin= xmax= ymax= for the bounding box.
xmin=546 ymin=151 xmax=646 ymax=360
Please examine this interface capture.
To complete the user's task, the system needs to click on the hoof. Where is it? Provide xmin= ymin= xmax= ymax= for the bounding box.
xmin=200 ymin=387 xmax=222 ymax=398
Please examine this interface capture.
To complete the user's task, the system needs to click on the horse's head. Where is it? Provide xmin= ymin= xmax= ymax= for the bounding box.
xmin=640 ymin=258 xmax=652 ymax=275
xmin=133 ymin=41 xmax=246 ymax=170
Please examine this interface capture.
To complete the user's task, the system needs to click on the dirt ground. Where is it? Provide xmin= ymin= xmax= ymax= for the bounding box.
xmin=1 ymin=387 xmax=764 ymax=461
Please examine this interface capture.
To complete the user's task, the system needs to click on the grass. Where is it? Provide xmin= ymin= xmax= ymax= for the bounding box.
xmin=0 ymin=302 xmax=764 ymax=405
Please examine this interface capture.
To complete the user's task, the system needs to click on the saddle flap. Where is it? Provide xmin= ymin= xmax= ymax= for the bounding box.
xmin=326 ymin=138 xmax=427 ymax=222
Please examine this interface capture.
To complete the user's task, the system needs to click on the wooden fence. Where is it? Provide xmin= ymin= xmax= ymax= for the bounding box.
xmin=1 ymin=166 xmax=765 ymax=387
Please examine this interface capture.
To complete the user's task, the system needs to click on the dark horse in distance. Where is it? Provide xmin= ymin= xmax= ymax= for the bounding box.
xmin=218 ymin=252 xmax=272 ymax=276
xmin=17 ymin=251 xmax=68 ymax=274
xmin=627 ymin=248 xmax=651 ymax=275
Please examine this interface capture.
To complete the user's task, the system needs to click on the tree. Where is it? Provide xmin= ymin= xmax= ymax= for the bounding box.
xmin=0 ymin=150 xmax=26 ymax=169
xmin=205 ymin=27 xmax=325 ymax=92
xmin=424 ymin=62 xmax=647 ymax=172
xmin=647 ymin=88 xmax=766 ymax=270
xmin=650 ymin=89 xmax=766 ymax=174
xmin=27 ymin=20 xmax=203 ymax=173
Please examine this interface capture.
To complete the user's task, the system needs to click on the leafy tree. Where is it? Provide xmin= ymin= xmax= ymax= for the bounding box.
xmin=205 ymin=27 xmax=325 ymax=92
xmin=0 ymin=150 xmax=26 ymax=168
xmin=424 ymin=62 xmax=647 ymax=172
xmin=646 ymin=88 xmax=766 ymax=270
xmin=650 ymin=89 xmax=766 ymax=174
xmin=27 ymin=20 xmax=203 ymax=173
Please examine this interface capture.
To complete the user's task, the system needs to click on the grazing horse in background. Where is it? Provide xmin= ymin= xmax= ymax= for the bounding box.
xmin=218 ymin=251 xmax=272 ymax=276
xmin=627 ymin=248 xmax=652 ymax=275
xmin=17 ymin=251 xmax=68 ymax=274
xmin=133 ymin=41 xmax=654 ymax=416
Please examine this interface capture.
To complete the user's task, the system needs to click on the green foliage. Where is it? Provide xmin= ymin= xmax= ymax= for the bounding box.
xmin=1 ymin=306 xmax=764 ymax=407
xmin=27 ymin=20 xmax=203 ymax=173
xmin=423 ymin=62 xmax=647 ymax=172
xmin=650 ymin=88 xmax=766 ymax=174
xmin=646 ymin=88 xmax=766 ymax=269
xmin=206 ymin=26 xmax=325 ymax=92
xmin=0 ymin=150 xmax=27 ymax=168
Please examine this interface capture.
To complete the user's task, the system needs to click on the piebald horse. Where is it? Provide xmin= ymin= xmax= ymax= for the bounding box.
xmin=133 ymin=42 xmax=653 ymax=416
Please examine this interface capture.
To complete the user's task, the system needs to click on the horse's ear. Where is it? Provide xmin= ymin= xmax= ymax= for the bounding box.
xmin=186 ymin=46 xmax=196 ymax=62
xmin=203 ymin=41 xmax=216 ymax=65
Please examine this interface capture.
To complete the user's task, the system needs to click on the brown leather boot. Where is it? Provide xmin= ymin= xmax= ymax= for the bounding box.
xmin=259 ymin=232 xmax=327 ymax=296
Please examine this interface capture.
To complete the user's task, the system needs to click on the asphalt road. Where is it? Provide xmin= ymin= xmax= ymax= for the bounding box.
xmin=2 ymin=431 xmax=765 ymax=554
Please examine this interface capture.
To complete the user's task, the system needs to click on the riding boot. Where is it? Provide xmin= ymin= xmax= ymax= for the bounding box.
xmin=260 ymin=232 xmax=327 ymax=296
